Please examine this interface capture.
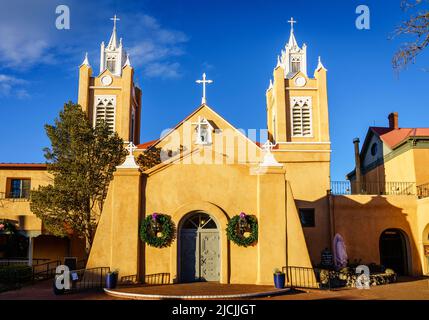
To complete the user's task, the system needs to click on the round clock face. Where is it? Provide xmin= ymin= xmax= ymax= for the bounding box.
xmin=101 ymin=75 xmax=113 ymax=86
xmin=295 ymin=76 xmax=307 ymax=87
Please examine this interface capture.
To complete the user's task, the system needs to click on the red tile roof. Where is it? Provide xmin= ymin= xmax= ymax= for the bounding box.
xmin=136 ymin=139 xmax=159 ymax=150
xmin=371 ymin=127 xmax=429 ymax=149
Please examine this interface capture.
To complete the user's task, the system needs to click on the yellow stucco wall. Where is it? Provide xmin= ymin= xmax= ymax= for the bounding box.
xmin=330 ymin=194 xmax=427 ymax=276
xmin=0 ymin=168 xmax=52 ymax=231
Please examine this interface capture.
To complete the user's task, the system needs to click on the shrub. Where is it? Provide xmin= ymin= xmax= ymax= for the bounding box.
xmin=0 ymin=265 xmax=32 ymax=284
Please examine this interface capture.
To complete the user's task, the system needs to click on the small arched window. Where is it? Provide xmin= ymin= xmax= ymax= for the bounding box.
xmin=106 ymin=56 xmax=116 ymax=73
xmin=291 ymin=56 xmax=301 ymax=73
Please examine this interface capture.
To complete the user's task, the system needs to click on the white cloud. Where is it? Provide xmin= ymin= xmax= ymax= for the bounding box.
xmin=123 ymin=14 xmax=188 ymax=78
xmin=0 ymin=2 xmax=188 ymax=80
xmin=0 ymin=74 xmax=28 ymax=98
xmin=0 ymin=0 xmax=58 ymax=69
xmin=144 ymin=62 xmax=181 ymax=79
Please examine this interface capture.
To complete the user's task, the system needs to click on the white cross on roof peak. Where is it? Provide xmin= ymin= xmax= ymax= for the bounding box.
xmin=196 ymin=73 xmax=213 ymax=105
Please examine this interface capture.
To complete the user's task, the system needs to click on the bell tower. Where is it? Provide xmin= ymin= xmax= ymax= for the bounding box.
xmin=266 ymin=18 xmax=330 ymax=147
xmin=265 ymin=19 xmax=332 ymax=264
xmin=77 ymin=15 xmax=142 ymax=145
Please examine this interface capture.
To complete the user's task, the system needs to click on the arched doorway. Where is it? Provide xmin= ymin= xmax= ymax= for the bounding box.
xmin=179 ymin=212 xmax=220 ymax=283
xmin=379 ymin=229 xmax=409 ymax=275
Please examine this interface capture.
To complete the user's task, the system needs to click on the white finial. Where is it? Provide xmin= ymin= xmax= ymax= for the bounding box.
xmin=196 ymin=73 xmax=213 ymax=105
xmin=260 ymin=140 xmax=282 ymax=167
xmin=268 ymin=79 xmax=273 ymax=90
xmin=108 ymin=15 xmax=120 ymax=49
xmin=262 ymin=140 xmax=275 ymax=153
xmin=124 ymin=54 xmax=132 ymax=67
xmin=316 ymin=56 xmax=327 ymax=71
xmin=126 ymin=141 xmax=137 ymax=155
xmin=276 ymin=55 xmax=281 ymax=67
xmin=117 ymin=142 xmax=139 ymax=169
xmin=80 ymin=52 xmax=90 ymax=67
xmin=288 ymin=17 xmax=297 ymax=32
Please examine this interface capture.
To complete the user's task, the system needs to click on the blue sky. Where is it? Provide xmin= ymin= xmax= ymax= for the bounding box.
xmin=0 ymin=0 xmax=428 ymax=180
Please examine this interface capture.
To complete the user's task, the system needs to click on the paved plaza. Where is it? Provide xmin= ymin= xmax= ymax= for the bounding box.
xmin=0 ymin=277 xmax=428 ymax=300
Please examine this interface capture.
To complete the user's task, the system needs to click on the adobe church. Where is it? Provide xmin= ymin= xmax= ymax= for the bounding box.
xmin=1 ymin=18 xmax=429 ymax=285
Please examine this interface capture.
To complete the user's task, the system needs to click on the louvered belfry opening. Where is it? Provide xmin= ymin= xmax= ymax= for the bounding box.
xmin=94 ymin=96 xmax=116 ymax=132
xmin=291 ymin=96 xmax=312 ymax=137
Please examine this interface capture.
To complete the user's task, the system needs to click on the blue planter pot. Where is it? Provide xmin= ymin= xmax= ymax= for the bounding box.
xmin=106 ymin=272 xmax=118 ymax=289
xmin=274 ymin=273 xmax=285 ymax=289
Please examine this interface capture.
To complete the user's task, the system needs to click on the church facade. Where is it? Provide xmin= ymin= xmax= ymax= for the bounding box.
xmin=1 ymin=19 xmax=429 ymax=284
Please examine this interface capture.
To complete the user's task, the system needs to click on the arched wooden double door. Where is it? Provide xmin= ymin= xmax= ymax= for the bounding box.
xmin=180 ymin=212 xmax=220 ymax=282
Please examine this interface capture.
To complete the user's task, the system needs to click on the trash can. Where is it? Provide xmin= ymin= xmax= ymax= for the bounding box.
xmin=106 ymin=272 xmax=118 ymax=289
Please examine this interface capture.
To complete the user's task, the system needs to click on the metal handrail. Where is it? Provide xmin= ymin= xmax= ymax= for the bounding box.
xmin=282 ymin=266 xmax=322 ymax=289
xmin=144 ymin=272 xmax=170 ymax=285
xmin=61 ymin=267 xmax=111 ymax=292
xmin=330 ymin=181 xmax=416 ymax=196
xmin=32 ymin=260 xmax=61 ymax=281
xmin=0 ymin=258 xmax=51 ymax=267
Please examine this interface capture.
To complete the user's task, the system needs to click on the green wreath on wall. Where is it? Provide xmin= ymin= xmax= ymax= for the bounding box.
xmin=226 ymin=212 xmax=258 ymax=247
xmin=140 ymin=213 xmax=176 ymax=248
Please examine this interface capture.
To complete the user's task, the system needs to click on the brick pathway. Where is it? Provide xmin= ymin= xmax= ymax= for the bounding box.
xmin=0 ymin=277 xmax=428 ymax=300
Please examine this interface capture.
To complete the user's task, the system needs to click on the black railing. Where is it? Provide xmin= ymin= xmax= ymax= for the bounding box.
xmin=417 ymin=183 xmax=429 ymax=199
xmin=119 ymin=273 xmax=171 ymax=286
xmin=144 ymin=272 xmax=170 ymax=285
xmin=282 ymin=266 xmax=322 ymax=289
xmin=330 ymin=181 xmax=416 ymax=196
xmin=32 ymin=260 xmax=61 ymax=281
xmin=65 ymin=267 xmax=110 ymax=292
xmin=120 ymin=274 xmax=138 ymax=285
xmin=0 ymin=258 xmax=50 ymax=267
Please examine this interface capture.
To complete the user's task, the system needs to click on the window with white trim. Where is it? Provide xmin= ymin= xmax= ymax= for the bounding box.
xmin=94 ymin=96 xmax=116 ymax=133
xmin=291 ymin=96 xmax=312 ymax=137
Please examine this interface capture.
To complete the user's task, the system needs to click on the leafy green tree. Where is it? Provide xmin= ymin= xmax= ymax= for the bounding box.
xmin=30 ymin=102 xmax=127 ymax=256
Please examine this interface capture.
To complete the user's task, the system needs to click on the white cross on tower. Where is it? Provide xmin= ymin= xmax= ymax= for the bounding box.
xmin=110 ymin=14 xmax=120 ymax=29
xmin=126 ymin=141 xmax=137 ymax=156
xmin=196 ymin=73 xmax=213 ymax=105
xmin=288 ymin=17 xmax=297 ymax=32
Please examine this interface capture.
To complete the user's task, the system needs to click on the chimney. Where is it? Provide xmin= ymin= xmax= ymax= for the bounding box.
xmin=388 ymin=112 xmax=399 ymax=129
xmin=353 ymin=138 xmax=362 ymax=186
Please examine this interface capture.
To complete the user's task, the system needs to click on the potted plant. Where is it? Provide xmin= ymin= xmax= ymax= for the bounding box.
xmin=273 ymin=268 xmax=285 ymax=289
xmin=106 ymin=269 xmax=119 ymax=289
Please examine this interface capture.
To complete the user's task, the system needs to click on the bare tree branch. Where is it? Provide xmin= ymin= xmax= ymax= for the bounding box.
xmin=392 ymin=0 xmax=429 ymax=70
